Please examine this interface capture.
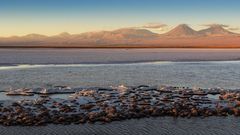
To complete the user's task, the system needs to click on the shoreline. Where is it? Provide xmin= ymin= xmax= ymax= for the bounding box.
xmin=1 ymin=46 xmax=240 ymax=49
xmin=0 ymin=60 xmax=240 ymax=68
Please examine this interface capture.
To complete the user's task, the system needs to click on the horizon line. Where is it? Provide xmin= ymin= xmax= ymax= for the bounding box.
xmin=0 ymin=23 xmax=239 ymax=37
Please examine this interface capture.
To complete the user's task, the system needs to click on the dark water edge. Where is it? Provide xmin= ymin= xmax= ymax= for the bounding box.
xmin=0 ymin=117 xmax=239 ymax=135
xmin=1 ymin=48 xmax=240 ymax=64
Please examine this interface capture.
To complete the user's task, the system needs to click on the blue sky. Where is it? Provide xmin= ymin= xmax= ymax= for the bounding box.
xmin=0 ymin=0 xmax=239 ymax=36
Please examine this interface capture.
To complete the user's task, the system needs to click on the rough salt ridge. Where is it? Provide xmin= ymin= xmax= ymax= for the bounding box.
xmin=0 ymin=85 xmax=240 ymax=126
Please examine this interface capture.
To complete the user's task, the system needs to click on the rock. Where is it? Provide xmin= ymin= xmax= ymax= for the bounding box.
xmin=0 ymin=85 xmax=240 ymax=126
xmin=80 ymin=104 xmax=95 ymax=110
xmin=191 ymin=108 xmax=198 ymax=116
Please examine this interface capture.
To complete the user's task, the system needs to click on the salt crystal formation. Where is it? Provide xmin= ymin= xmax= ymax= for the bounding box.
xmin=0 ymin=85 xmax=240 ymax=126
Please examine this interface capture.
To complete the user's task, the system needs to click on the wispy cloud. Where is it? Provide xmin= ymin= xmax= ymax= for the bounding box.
xmin=142 ymin=23 xmax=168 ymax=29
xmin=228 ymin=27 xmax=239 ymax=31
xmin=201 ymin=23 xmax=229 ymax=28
xmin=201 ymin=23 xmax=239 ymax=31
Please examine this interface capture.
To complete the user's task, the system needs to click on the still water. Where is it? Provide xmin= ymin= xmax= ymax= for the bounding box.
xmin=0 ymin=59 xmax=240 ymax=134
xmin=0 ymin=61 xmax=239 ymax=91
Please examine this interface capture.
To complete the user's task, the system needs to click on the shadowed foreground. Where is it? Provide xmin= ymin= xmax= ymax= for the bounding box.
xmin=0 ymin=117 xmax=239 ymax=135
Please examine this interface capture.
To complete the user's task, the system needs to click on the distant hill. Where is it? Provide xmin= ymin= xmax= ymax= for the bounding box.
xmin=198 ymin=25 xmax=236 ymax=36
xmin=0 ymin=24 xmax=239 ymax=48
xmin=164 ymin=24 xmax=199 ymax=37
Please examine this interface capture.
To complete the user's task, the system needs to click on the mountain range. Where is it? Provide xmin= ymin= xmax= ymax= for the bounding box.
xmin=0 ymin=24 xmax=240 ymax=48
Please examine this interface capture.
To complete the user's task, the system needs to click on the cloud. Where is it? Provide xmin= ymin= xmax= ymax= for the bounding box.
xmin=142 ymin=23 xmax=168 ymax=29
xmin=228 ymin=27 xmax=239 ymax=31
xmin=201 ymin=23 xmax=239 ymax=31
xmin=202 ymin=23 xmax=229 ymax=28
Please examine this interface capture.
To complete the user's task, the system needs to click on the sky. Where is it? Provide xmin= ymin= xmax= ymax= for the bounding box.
xmin=0 ymin=0 xmax=239 ymax=36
